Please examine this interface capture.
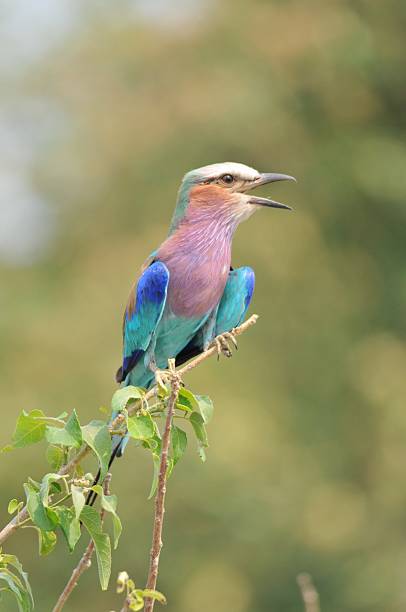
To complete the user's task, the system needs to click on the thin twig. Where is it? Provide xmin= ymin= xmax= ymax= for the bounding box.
xmin=145 ymin=370 xmax=180 ymax=612
xmin=52 ymin=473 xmax=112 ymax=612
xmin=121 ymin=360 xmax=181 ymax=612
xmin=297 ymin=573 xmax=320 ymax=612
xmin=0 ymin=314 xmax=258 ymax=546
xmin=175 ymin=314 xmax=258 ymax=380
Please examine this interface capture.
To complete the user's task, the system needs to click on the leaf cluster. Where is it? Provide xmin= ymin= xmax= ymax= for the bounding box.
xmin=115 ymin=571 xmax=166 ymax=611
xmin=1 ymin=383 xmax=214 ymax=602
xmin=0 ymin=551 xmax=34 ymax=612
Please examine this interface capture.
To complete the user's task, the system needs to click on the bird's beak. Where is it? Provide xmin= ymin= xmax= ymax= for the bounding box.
xmin=246 ymin=172 xmax=296 ymax=211
xmin=255 ymin=172 xmax=296 ymax=187
xmin=248 ymin=196 xmax=292 ymax=211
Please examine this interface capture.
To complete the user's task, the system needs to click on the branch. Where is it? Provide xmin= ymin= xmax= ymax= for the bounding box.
xmin=52 ymin=473 xmax=112 ymax=612
xmin=297 ymin=573 xmax=320 ymax=612
xmin=0 ymin=314 xmax=258 ymax=546
xmin=121 ymin=361 xmax=181 ymax=612
xmin=144 ymin=364 xmax=180 ymax=612
xmin=175 ymin=314 xmax=258 ymax=379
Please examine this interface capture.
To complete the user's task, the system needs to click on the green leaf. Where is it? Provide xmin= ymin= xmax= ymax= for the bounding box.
xmin=171 ymin=426 xmax=187 ymax=465
xmin=7 ymin=499 xmax=23 ymax=515
xmin=0 ymin=554 xmax=34 ymax=610
xmin=111 ymin=386 xmax=145 ymax=413
xmin=176 ymin=388 xmax=198 ymax=413
xmin=55 ymin=506 xmax=81 ymax=552
xmin=103 ymin=496 xmax=122 ymax=550
xmin=23 ymin=483 xmax=59 ymax=531
xmin=11 ymin=410 xmax=47 ymax=448
xmin=0 ymin=570 xmax=27 ymax=612
xmin=1 ymin=444 xmax=14 ymax=453
xmin=143 ymin=432 xmax=162 ymax=453
xmin=7 ymin=498 xmax=18 ymax=513
xmin=71 ymin=485 xmax=86 ymax=519
xmin=166 ymin=456 xmax=174 ymax=479
xmin=190 ymin=412 xmax=208 ymax=462
xmin=189 ymin=412 xmax=208 ymax=446
xmin=80 ymin=503 xmax=102 ymax=533
xmin=27 ymin=478 xmax=40 ymax=492
xmin=46 ymin=410 xmax=82 ymax=448
xmin=91 ymin=485 xmax=122 ymax=549
xmin=39 ymin=473 xmax=66 ymax=507
xmin=90 ymin=530 xmax=111 ymax=590
xmin=36 ymin=529 xmax=57 ymax=556
xmin=81 ymin=421 xmax=111 ymax=480
xmin=157 ymin=382 xmax=170 ymax=399
xmin=46 ymin=445 xmax=65 ymax=471
xmin=148 ymin=453 xmax=161 ymax=500
xmin=137 ymin=588 xmax=167 ymax=604
xmin=128 ymin=593 xmax=144 ymax=611
xmin=127 ymin=413 xmax=154 ymax=441
xmin=196 ymin=394 xmax=214 ymax=424
xmin=80 ymin=506 xmax=111 ymax=590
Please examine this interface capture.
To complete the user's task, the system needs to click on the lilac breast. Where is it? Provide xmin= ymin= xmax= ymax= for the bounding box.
xmin=158 ymin=238 xmax=231 ymax=318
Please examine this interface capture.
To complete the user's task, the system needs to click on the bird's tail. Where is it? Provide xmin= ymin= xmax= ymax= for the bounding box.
xmin=85 ymin=432 xmax=128 ymax=507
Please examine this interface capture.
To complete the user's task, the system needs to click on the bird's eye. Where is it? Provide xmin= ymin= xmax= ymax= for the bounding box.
xmin=221 ymin=174 xmax=234 ymax=185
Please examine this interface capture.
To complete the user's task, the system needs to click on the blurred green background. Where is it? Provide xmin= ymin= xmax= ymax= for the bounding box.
xmin=1 ymin=1 xmax=406 ymax=610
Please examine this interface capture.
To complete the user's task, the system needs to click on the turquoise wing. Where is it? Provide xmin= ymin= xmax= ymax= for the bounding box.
xmin=116 ymin=261 xmax=170 ymax=383
xmin=215 ymin=266 xmax=255 ymax=334
xmin=175 ymin=266 xmax=255 ymax=366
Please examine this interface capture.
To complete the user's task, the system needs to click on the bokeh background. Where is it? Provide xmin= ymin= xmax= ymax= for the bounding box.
xmin=1 ymin=1 xmax=405 ymax=610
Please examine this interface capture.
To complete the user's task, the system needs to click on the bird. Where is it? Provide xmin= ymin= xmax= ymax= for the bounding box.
xmin=86 ymin=162 xmax=295 ymax=504
xmin=113 ymin=161 xmax=295 ymax=457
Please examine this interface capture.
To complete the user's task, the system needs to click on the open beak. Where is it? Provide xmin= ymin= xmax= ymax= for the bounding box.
xmin=247 ymin=172 xmax=295 ymax=211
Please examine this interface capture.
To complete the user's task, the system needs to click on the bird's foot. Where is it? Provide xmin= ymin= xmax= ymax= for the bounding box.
xmin=154 ymin=358 xmax=181 ymax=391
xmin=154 ymin=369 xmax=170 ymax=390
xmin=209 ymin=331 xmax=238 ymax=360
xmin=148 ymin=358 xmax=169 ymax=390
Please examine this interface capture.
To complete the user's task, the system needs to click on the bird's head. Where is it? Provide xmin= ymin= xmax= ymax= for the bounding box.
xmin=169 ymin=162 xmax=295 ymax=234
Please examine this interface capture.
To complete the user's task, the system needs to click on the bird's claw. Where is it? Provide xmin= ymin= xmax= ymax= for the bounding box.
xmin=226 ymin=331 xmax=238 ymax=350
xmin=210 ymin=331 xmax=237 ymax=360
xmin=154 ymin=358 xmax=181 ymax=390
xmin=149 ymin=358 xmax=169 ymax=390
xmin=154 ymin=369 xmax=170 ymax=390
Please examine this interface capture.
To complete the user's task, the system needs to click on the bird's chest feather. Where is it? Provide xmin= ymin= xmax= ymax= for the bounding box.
xmin=159 ymin=244 xmax=231 ymax=318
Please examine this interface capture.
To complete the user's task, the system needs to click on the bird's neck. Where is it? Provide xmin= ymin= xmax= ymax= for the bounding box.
xmin=157 ymin=191 xmax=239 ymax=318
xmin=164 ymin=190 xmax=240 ymax=262
xmin=159 ymin=209 xmax=233 ymax=271
xmin=181 ymin=184 xmax=242 ymax=242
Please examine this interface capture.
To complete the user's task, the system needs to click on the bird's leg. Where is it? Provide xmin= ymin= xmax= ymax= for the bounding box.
xmin=224 ymin=331 xmax=238 ymax=350
xmin=155 ymin=370 xmax=169 ymax=391
xmin=147 ymin=353 xmax=167 ymax=389
xmin=148 ymin=355 xmax=180 ymax=391
xmin=156 ymin=360 xmax=182 ymax=397
xmin=209 ymin=330 xmax=238 ymax=359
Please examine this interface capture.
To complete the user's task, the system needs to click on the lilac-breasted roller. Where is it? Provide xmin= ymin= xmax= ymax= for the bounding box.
xmin=112 ymin=162 xmax=295 ymax=459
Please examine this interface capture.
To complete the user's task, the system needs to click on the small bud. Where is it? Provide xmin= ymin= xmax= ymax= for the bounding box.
xmin=117 ymin=571 xmax=129 ymax=594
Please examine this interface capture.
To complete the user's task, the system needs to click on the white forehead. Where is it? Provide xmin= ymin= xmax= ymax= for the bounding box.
xmin=192 ymin=162 xmax=260 ymax=181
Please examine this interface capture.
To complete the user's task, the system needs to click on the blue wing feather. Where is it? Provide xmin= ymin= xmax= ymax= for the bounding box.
xmin=215 ymin=266 xmax=255 ymax=334
xmin=117 ymin=261 xmax=169 ymax=382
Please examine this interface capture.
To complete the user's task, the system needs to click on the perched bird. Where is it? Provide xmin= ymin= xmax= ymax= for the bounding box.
xmin=113 ymin=161 xmax=295 ymax=458
xmin=86 ymin=162 xmax=294 ymax=505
